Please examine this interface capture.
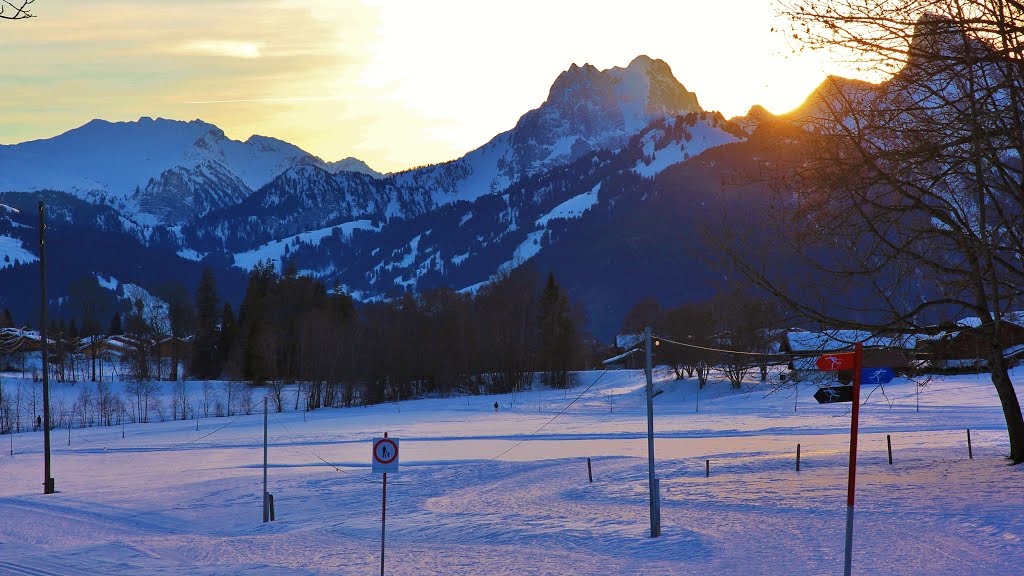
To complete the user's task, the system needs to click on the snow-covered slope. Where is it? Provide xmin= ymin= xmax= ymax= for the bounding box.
xmin=0 ymin=117 xmax=382 ymax=225
xmin=0 ymin=235 xmax=37 ymax=269
xmin=0 ymin=118 xmax=316 ymax=197
xmin=0 ymin=369 xmax=1021 ymax=575
xmin=0 ymin=55 xmax=753 ymax=335
xmin=180 ymin=56 xmax=725 ymax=261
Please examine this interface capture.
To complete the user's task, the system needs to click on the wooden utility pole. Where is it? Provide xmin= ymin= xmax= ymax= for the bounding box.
xmin=263 ymin=396 xmax=269 ymax=523
xmin=40 ymin=200 xmax=54 ymax=494
xmin=645 ymin=327 xmax=660 ymax=537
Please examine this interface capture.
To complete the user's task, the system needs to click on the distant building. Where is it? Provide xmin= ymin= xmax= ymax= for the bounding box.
xmin=916 ymin=313 xmax=1024 ymax=372
xmin=781 ymin=329 xmax=915 ymax=382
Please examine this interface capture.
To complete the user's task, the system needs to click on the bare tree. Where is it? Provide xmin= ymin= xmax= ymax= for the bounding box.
xmin=267 ymin=380 xmax=284 ymax=413
xmin=170 ymin=380 xmax=190 ymax=420
xmin=222 ymin=381 xmax=239 ymax=416
xmin=1 ymin=0 xmax=34 ymax=20
xmin=201 ymin=381 xmax=215 ymax=418
xmin=728 ymin=0 xmax=1024 ymax=461
xmin=660 ymin=301 xmax=717 ymax=386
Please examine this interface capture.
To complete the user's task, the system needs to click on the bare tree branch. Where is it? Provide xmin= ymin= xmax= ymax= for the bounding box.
xmin=0 ymin=0 xmax=34 ymax=20
xmin=725 ymin=0 xmax=1024 ymax=461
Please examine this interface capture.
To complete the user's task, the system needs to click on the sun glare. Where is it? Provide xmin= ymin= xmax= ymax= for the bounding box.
xmin=0 ymin=0 xmax=864 ymax=173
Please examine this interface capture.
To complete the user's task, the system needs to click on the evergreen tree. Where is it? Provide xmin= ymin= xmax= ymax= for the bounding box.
xmin=191 ymin=268 xmax=222 ymax=379
xmin=193 ymin=268 xmax=224 ymax=377
xmin=159 ymin=281 xmax=195 ymax=382
xmin=109 ymin=311 xmax=122 ymax=335
xmin=537 ymin=273 xmax=577 ymax=388
xmin=238 ymin=260 xmax=278 ymax=382
xmin=220 ymin=302 xmax=237 ymax=377
xmin=125 ymin=298 xmax=150 ymax=382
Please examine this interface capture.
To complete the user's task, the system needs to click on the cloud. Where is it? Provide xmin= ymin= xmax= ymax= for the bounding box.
xmin=182 ymin=40 xmax=263 ymax=59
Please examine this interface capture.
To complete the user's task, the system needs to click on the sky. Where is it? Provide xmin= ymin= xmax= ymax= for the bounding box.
xmin=0 ymin=0 xmax=861 ymax=173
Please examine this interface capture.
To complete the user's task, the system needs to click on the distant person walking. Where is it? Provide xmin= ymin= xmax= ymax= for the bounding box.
xmin=494 ymin=401 xmax=499 ymax=413
xmin=35 ymin=415 xmax=41 ymax=431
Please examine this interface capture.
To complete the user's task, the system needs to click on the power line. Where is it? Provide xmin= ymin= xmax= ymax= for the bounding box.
xmin=477 ymin=370 xmax=611 ymax=465
xmin=149 ymin=399 xmax=263 ymax=452
xmin=270 ymin=412 xmax=364 ymax=475
xmin=43 ymin=401 xmax=257 ymax=454
xmin=651 ymin=335 xmax=802 ymax=360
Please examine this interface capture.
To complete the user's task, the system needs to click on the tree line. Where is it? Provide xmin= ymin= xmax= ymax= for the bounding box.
xmin=198 ymin=261 xmax=590 ymax=410
xmin=2 ymin=260 xmax=592 ymax=422
xmin=621 ymin=289 xmax=783 ymax=389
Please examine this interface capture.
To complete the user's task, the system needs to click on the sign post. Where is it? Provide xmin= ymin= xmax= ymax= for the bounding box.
xmin=843 ymin=342 xmax=860 ymax=569
xmin=816 ymin=345 xmax=864 ymax=576
xmin=844 ymin=342 xmax=863 ymax=576
xmin=644 ymin=326 xmax=660 ymax=537
xmin=373 ymin=434 xmax=399 ymax=576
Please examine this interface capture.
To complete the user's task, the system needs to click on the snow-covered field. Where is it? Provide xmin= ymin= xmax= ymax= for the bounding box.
xmin=1 ymin=369 xmax=1022 ymax=575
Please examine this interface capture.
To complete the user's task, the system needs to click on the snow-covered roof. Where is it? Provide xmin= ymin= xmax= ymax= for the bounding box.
xmin=0 ymin=328 xmax=54 ymax=345
xmin=602 ymin=348 xmax=642 ymax=365
xmin=955 ymin=311 xmax=1024 ymax=329
xmin=1005 ymin=344 xmax=1024 ymax=359
xmin=785 ymin=330 xmax=917 ymax=353
xmin=615 ymin=334 xmax=644 ymax=350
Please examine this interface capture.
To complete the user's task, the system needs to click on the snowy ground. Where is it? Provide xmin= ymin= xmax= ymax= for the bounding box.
xmin=1 ymin=368 xmax=1022 ymax=575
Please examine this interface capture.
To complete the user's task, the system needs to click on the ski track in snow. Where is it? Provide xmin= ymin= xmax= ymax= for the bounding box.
xmin=0 ymin=369 xmax=1022 ymax=574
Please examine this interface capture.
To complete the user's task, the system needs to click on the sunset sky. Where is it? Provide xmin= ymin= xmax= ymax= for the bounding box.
xmin=1 ymin=0 xmax=863 ymax=173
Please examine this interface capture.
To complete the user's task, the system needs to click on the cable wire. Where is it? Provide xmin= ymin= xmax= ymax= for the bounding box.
xmin=270 ymin=412 xmax=364 ymax=475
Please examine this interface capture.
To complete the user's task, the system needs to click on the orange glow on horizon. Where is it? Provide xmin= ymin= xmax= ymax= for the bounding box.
xmin=0 ymin=0 xmax=864 ymax=173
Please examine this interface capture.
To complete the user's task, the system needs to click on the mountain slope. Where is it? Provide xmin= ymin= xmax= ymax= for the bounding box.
xmin=389 ymin=55 xmax=703 ymax=209
xmin=0 ymin=56 xmax=763 ymax=338
xmin=0 ymin=117 xmax=382 ymax=226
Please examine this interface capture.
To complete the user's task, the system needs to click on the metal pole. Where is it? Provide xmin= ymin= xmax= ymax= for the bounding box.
xmin=967 ymin=429 xmax=973 ymax=459
xmin=381 ymin=431 xmax=388 ymax=576
xmin=39 ymin=200 xmax=54 ymax=494
xmin=263 ymin=396 xmax=269 ymax=523
xmin=887 ymin=435 xmax=893 ymax=465
xmin=844 ymin=342 xmax=863 ymax=576
xmin=645 ymin=326 xmax=660 ymax=537
xmin=796 ymin=443 xmax=801 ymax=472
xmin=587 ymin=457 xmax=593 ymax=483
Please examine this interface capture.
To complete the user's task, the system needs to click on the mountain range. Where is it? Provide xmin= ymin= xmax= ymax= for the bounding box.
xmin=0 ymin=54 xmax=816 ymax=339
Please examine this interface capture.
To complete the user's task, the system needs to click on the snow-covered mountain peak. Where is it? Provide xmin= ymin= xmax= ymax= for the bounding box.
xmin=505 ymin=56 xmax=703 ymax=177
xmin=614 ymin=56 xmax=701 ymax=124
xmin=546 ymin=56 xmax=700 ymax=123
xmin=0 ymin=117 xmax=328 ymax=221
xmin=244 ymin=134 xmax=299 ymax=153
xmin=388 ymin=55 xmax=715 ymax=211
xmin=906 ymin=11 xmax=995 ymax=73
xmin=326 ymin=157 xmax=384 ymax=179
